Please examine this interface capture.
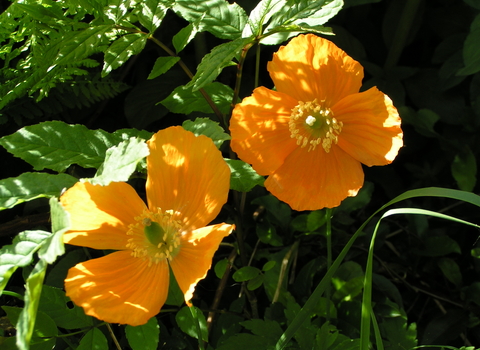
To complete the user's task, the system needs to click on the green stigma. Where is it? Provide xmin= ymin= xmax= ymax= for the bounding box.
xmin=143 ymin=218 xmax=165 ymax=247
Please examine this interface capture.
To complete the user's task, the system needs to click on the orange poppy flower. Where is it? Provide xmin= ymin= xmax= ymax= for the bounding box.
xmin=230 ymin=34 xmax=403 ymax=211
xmin=60 ymin=126 xmax=234 ymax=326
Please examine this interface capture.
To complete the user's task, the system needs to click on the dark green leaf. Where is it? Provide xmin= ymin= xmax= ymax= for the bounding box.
xmin=451 ymin=147 xmax=477 ymax=191
xmin=458 ymin=14 xmax=480 ymax=76
xmin=247 ymin=274 xmax=264 ymax=290
xmin=241 ymin=319 xmax=283 ymax=343
xmin=0 ymin=172 xmax=77 ymax=211
xmin=77 ymin=328 xmax=108 ymax=350
xmin=166 ymin=266 xmax=184 ymax=307
xmin=437 ymin=257 xmax=463 ymax=287
xmin=102 ymin=34 xmax=148 ymax=77
xmin=182 ymin=118 xmax=231 ymax=148
xmin=256 ymin=221 xmax=283 ymax=247
xmin=126 ymin=317 xmax=160 ymax=350
xmin=214 ymin=258 xmax=229 ymax=279
xmin=233 ymin=266 xmax=261 ymax=282
xmin=225 ymin=159 xmax=264 ymax=192
xmin=415 ymin=235 xmax=461 ymax=257
xmin=175 ymin=306 xmax=208 ymax=341
xmin=148 ymin=57 xmax=180 ymax=79
xmin=172 ymin=19 xmax=204 ymax=53
xmin=216 ymin=333 xmax=271 ymax=350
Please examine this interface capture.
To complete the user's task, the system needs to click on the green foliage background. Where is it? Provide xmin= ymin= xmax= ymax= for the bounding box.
xmin=0 ymin=0 xmax=480 ymax=349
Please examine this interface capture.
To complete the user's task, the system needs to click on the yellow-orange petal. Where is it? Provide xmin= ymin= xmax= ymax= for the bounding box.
xmin=268 ymin=34 xmax=364 ymax=105
xmin=146 ymin=126 xmax=230 ymax=232
xmin=230 ymin=86 xmax=298 ymax=175
xmin=61 ymin=181 xmax=147 ymax=250
xmin=169 ymin=223 xmax=234 ymax=304
xmin=65 ymin=250 xmax=169 ymax=326
xmin=334 ymin=87 xmax=403 ymax=167
xmin=265 ymin=146 xmax=364 ymax=211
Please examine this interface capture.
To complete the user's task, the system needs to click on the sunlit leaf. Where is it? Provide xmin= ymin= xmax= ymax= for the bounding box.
xmin=225 ymin=158 xmax=264 ymax=192
xmin=102 ymin=33 xmax=148 ymax=77
xmin=182 ymin=118 xmax=231 ymax=148
xmin=176 ymin=306 xmax=208 ymax=341
xmin=147 ymin=57 xmax=180 ymax=79
xmin=242 ymin=0 xmax=286 ymax=38
xmin=136 ymin=0 xmax=173 ymax=33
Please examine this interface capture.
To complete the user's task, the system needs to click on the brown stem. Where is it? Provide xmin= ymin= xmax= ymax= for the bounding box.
xmin=0 ymin=212 xmax=50 ymax=238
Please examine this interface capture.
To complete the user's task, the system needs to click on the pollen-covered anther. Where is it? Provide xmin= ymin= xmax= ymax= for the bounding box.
xmin=289 ymin=99 xmax=343 ymax=152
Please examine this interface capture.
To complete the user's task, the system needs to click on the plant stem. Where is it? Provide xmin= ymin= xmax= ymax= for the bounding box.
xmin=325 ymin=208 xmax=333 ymax=322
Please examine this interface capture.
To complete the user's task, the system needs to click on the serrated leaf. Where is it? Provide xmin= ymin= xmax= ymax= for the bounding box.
xmin=38 ymin=285 xmax=93 ymax=330
xmin=187 ymin=37 xmax=251 ymax=91
xmin=77 ymin=328 xmax=108 ymax=350
xmin=233 ymin=266 xmax=261 ymax=282
xmin=173 ymin=0 xmax=248 ymax=40
xmin=175 ymin=306 xmax=208 ymax=341
xmin=225 ymin=158 xmax=264 ymax=192
xmin=136 ymin=0 xmax=173 ymax=33
xmin=0 ymin=121 xmax=150 ymax=172
xmin=148 ymin=56 xmax=180 ymax=79
xmin=242 ymin=0 xmax=286 ymax=38
xmin=0 ymin=172 xmax=77 ymax=211
xmin=0 ymin=230 xmax=50 ymax=295
xmin=91 ymin=137 xmax=149 ymax=186
xmin=458 ymin=13 xmax=480 ymax=76
xmin=182 ymin=117 xmax=231 ymax=148
xmin=126 ymin=317 xmax=160 ymax=350
xmin=163 ymin=82 xmax=234 ymax=115
xmin=16 ymin=259 xmax=48 ymax=350
xmin=102 ymin=33 xmax=148 ymax=77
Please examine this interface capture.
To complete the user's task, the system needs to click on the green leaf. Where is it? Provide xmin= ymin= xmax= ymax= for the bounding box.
xmin=136 ymin=0 xmax=173 ymax=33
xmin=214 ymin=258 xmax=229 ymax=278
xmin=102 ymin=33 xmax=148 ymax=77
xmin=16 ymin=259 xmax=48 ymax=350
xmin=242 ymin=0 xmax=287 ymax=38
xmin=0 ymin=121 xmax=151 ymax=172
xmin=163 ymin=82 xmax=234 ymax=115
xmin=232 ymin=266 xmax=261 ymax=282
xmin=187 ymin=37 xmax=252 ymax=91
xmin=437 ymin=257 xmax=463 ymax=287
xmin=241 ymin=319 xmax=283 ymax=343
xmin=173 ymin=0 xmax=248 ymax=40
xmin=256 ymin=221 xmax=283 ymax=247
xmin=0 ymin=230 xmax=50 ymax=295
xmin=148 ymin=56 xmax=181 ymax=79
xmin=417 ymin=235 xmax=462 ymax=257
xmin=172 ymin=17 xmax=205 ymax=53
xmin=451 ymin=147 xmax=477 ymax=192
xmin=225 ymin=159 xmax=264 ymax=192
xmin=399 ymin=107 xmax=440 ymax=138
xmin=247 ymin=274 xmax=264 ymax=290
xmin=0 ymin=172 xmax=77 ymax=211
xmin=458 ymin=13 xmax=480 ymax=76
xmin=125 ymin=317 xmax=160 ymax=350
xmin=91 ymin=137 xmax=149 ymax=186
xmin=175 ymin=306 xmax=208 ymax=341
xmin=77 ymin=328 xmax=108 ymax=350
xmin=38 ymin=285 xmax=93 ymax=330
xmin=165 ymin=266 xmax=184 ymax=306
xmin=182 ymin=118 xmax=231 ymax=148
xmin=217 ymin=333 xmax=271 ymax=350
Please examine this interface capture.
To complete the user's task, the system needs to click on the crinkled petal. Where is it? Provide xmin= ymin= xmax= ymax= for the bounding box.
xmin=268 ymin=34 xmax=364 ymax=105
xmin=170 ymin=223 xmax=234 ymax=304
xmin=146 ymin=126 xmax=230 ymax=232
xmin=61 ymin=182 xmax=147 ymax=250
xmin=335 ymin=87 xmax=403 ymax=166
xmin=230 ymin=87 xmax=298 ymax=175
xmin=265 ymin=146 xmax=364 ymax=211
xmin=65 ymin=251 xmax=169 ymax=326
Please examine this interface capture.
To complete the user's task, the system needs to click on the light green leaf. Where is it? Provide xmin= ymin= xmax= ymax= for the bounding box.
xmin=187 ymin=37 xmax=252 ymax=91
xmin=451 ymin=147 xmax=477 ymax=192
xmin=148 ymin=56 xmax=180 ymax=79
xmin=0 ymin=121 xmax=150 ymax=172
xmin=176 ymin=306 xmax=208 ymax=341
xmin=182 ymin=117 xmax=231 ymax=148
xmin=225 ymin=159 xmax=264 ymax=192
xmin=233 ymin=266 xmax=261 ymax=282
xmin=0 ymin=172 xmax=77 ymax=211
xmin=242 ymin=0 xmax=286 ymax=38
xmin=173 ymin=0 xmax=248 ymax=40
xmin=0 ymin=230 xmax=50 ymax=295
xmin=163 ymin=82 xmax=234 ymax=115
xmin=91 ymin=137 xmax=149 ymax=186
xmin=37 ymin=198 xmax=69 ymax=264
xmin=458 ymin=13 xmax=480 ymax=76
xmin=173 ymin=16 xmax=205 ymax=53
xmin=102 ymin=33 xmax=148 ymax=77
xmin=16 ymin=259 xmax=48 ymax=350
xmin=126 ymin=317 xmax=160 ymax=350
xmin=105 ymin=0 xmax=131 ymax=24
xmin=77 ymin=328 xmax=108 ymax=350
xmin=136 ymin=0 xmax=173 ymax=33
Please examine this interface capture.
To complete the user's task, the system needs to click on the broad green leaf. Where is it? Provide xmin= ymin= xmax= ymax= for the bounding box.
xmin=163 ymin=82 xmax=234 ymax=115
xmin=175 ymin=306 xmax=208 ymax=341
xmin=0 ymin=230 xmax=50 ymax=295
xmin=172 ymin=16 xmax=205 ymax=53
xmin=147 ymin=56 xmax=180 ymax=79
xmin=0 ymin=172 xmax=77 ymax=211
xmin=16 ymin=259 xmax=48 ymax=350
xmin=77 ymin=328 xmax=108 ymax=350
xmin=37 ymin=197 xmax=70 ymax=264
xmin=437 ymin=257 xmax=463 ymax=287
xmin=241 ymin=319 xmax=283 ymax=343
xmin=38 ymin=285 xmax=93 ymax=330
xmin=136 ymin=0 xmax=173 ymax=33
xmin=182 ymin=117 xmax=231 ymax=148
xmin=247 ymin=274 xmax=264 ymax=290
xmin=225 ymin=159 xmax=264 ymax=192
xmin=242 ymin=0 xmax=286 ymax=38
xmin=258 ymin=23 xmax=334 ymax=45
xmin=173 ymin=0 xmax=248 ymax=40
xmin=214 ymin=258 xmax=229 ymax=278
xmin=102 ymin=33 xmax=148 ymax=77
xmin=458 ymin=13 xmax=480 ymax=76
xmin=104 ymin=0 xmax=131 ymax=24
xmin=126 ymin=317 xmax=160 ymax=350
xmin=0 ymin=121 xmax=151 ymax=172
xmin=91 ymin=137 xmax=149 ymax=186
xmin=451 ymin=147 xmax=477 ymax=192
xmin=233 ymin=266 xmax=261 ymax=282
xmin=187 ymin=37 xmax=252 ymax=91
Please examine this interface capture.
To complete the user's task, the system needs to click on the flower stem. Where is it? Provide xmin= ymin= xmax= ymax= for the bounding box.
xmin=325 ymin=208 xmax=333 ymax=322
xmin=229 ymin=42 xmax=255 ymax=123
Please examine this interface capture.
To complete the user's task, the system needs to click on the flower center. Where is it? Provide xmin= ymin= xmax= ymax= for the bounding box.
xmin=126 ymin=208 xmax=182 ymax=266
xmin=289 ymin=99 xmax=343 ymax=152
